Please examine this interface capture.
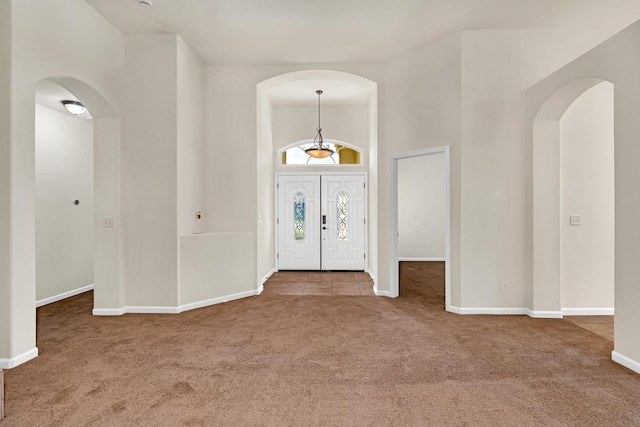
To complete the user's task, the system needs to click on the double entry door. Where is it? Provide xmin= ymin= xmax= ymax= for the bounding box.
xmin=278 ymin=174 xmax=366 ymax=271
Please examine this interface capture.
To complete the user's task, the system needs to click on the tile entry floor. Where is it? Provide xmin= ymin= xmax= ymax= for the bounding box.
xmin=262 ymin=271 xmax=375 ymax=296
xmin=564 ymin=316 xmax=614 ymax=341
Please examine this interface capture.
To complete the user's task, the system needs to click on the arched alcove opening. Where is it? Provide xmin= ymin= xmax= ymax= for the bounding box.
xmin=532 ymin=77 xmax=614 ymax=318
xmin=35 ymin=76 xmax=123 ymax=317
xmin=256 ymin=70 xmax=377 ymax=287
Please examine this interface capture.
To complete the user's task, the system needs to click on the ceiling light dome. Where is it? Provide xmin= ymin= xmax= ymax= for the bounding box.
xmin=61 ymin=100 xmax=87 ymax=115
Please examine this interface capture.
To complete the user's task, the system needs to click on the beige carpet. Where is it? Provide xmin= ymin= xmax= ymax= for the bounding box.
xmin=3 ymin=262 xmax=640 ymax=426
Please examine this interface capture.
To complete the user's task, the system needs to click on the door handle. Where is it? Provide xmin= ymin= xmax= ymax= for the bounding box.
xmin=323 ymin=226 xmax=329 ymax=230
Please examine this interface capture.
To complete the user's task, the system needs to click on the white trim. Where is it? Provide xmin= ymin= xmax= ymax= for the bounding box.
xmin=612 ymin=350 xmax=640 ymax=375
xmin=562 ymin=308 xmax=614 ymax=316
xmin=366 ymin=268 xmax=376 ymax=282
xmin=92 ymin=289 xmax=262 ymax=316
xmin=92 ymin=307 xmax=126 ymax=316
xmin=125 ymin=306 xmax=179 ymax=314
xmin=448 ymin=306 xmax=563 ymax=318
xmin=373 ymin=284 xmax=393 ymax=298
xmin=36 ymin=284 xmax=94 ymax=308
xmin=0 ymin=347 xmax=38 ymax=369
xmin=447 ymin=306 xmax=462 ymax=314
xmin=398 ymin=257 xmax=446 ymax=262
xmin=390 ymin=146 xmax=451 ymax=311
xmin=178 ymin=289 xmax=259 ymax=312
xmin=261 ymin=268 xmax=277 ymax=285
xmin=450 ymin=306 xmax=530 ymax=316
xmin=527 ymin=309 xmax=564 ymax=319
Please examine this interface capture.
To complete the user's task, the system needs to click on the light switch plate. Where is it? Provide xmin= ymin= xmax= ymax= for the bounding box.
xmin=570 ymin=215 xmax=581 ymax=226
xmin=103 ymin=218 xmax=114 ymax=228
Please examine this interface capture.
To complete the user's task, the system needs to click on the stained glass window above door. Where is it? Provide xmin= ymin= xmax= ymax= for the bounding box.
xmin=280 ymin=140 xmax=362 ymax=165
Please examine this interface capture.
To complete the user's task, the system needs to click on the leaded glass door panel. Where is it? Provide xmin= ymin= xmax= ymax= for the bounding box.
xmin=320 ymin=175 xmax=366 ymax=271
xmin=277 ymin=175 xmax=321 ymax=270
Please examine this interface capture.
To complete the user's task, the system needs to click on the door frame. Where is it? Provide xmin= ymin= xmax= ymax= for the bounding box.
xmin=390 ymin=146 xmax=451 ymax=311
xmin=275 ymin=172 xmax=368 ymax=272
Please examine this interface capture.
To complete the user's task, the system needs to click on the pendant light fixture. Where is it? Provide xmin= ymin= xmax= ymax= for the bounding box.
xmin=305 ymin=90 xmax=334 ymax=159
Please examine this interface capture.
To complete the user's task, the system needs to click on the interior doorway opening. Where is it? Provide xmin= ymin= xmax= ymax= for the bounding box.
xmin=390 ymin=147 xmax=451 ymax=310
xmin=399 ymin=261 xmax=445 ymax=308
xmin=532 ymin=78 xmax=615 ymax=324
xmin=33 ymin=76 xmax=123 ymax=319
xmin=35 ymin=80 xmax=95 ymax=309
xmin=256 ymin=70 xmax=378 ymax=290
xmin=558 ymin=81 xmax=614 ymax=317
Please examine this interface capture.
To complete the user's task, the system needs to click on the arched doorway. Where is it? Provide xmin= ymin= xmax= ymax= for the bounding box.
xmin=532 ymin=77 xmax=614 ymax=317
xmin=35 ymin=76 xmax=123 ymax=316
xmin=256 ymin=70 xmax=378 ymax=291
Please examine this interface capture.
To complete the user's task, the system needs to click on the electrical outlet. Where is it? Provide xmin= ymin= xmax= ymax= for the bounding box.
xmin=500 ymin=281 xmax=508 ymax=293
xmin=570 ymin=215 xmax=581 ymax=226
xmin=103 ymin=218 xmax=114 ymax=228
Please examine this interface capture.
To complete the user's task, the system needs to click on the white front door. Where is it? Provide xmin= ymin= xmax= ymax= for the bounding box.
xmin=277 ymin=175 xmax=321 ymax=270
xmin=277 ymin=174 xmax=366 ymax=271
xmin=321 ymin=175 xmax=366 ymax=270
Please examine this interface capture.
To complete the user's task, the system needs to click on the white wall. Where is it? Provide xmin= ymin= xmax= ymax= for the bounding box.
xmin=398 ymin=153 xmax=445 ymax=260
xmin=460 ymin=29 xmax=618 ymax=309
xmin=177 ymin=36 xmax=205 ymax=237
xmin=257 ymin=97 xmax=275 ymax=283
xmin=124 ymin=34 xmax=179 ymax=307
xmin=180 ymin=232 xmax=256 ymax=306
xmin=0 ymin=0 xmax=12 ymax=361
xmin=527 ymin=20 xmax=640 ymax=370
xmin=1 ymin=0 xmax=124 ymax=366
xmin=380 ymin=32 xmax=462 ymax=301
xmin=177 ymin=36 xmax=206 ymax=304
xmin=35 ymin=105 xmax=94 ymax=301
xmin=560 ymin=82 xmax=614 ymax=310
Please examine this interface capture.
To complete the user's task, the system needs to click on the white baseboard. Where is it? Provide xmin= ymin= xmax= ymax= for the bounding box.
xmin=448 ymin=306 xmax=563 ymax=318
xmin=92 ymin=307 xmax=127 ymax=316
xmin=366 ymin=268 xmax=376 ymax=282
xmin=92 ymin=288 xmax=261 ymax=316
xmin=398 ymin=257 xmax=446 ymax=262
xmin=0 ymin=347 xmax=38 ymax=369
xmin=527 ymin=309 xmax=564 ymax=318
xmin=178 ymin=289 xmax=258 ymax=313
xmin=36 ymin=284 xmax=94 ymax=308
xmin=612 ymin=350 xmax=640 ymax=375
xmin=373 ymin=284 xmax=393 ymax=298
xmin=261 ymin=268 xmax=277 ymax=285
xmin=562 ymin=308 xmax=614 ymax=316
xmin=257 ymin=284 xmax=264 ymax=295
xmin=125 ymin=306 xmax=179 ymax=314
xmin=447 ymin=306 xmax=463 ymax=314
xmin=449 ymin=306 xmax=530 ymax=315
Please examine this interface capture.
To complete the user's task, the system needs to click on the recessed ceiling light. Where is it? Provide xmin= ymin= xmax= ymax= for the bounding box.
xmin=61 ymin=100 xmax=87 ymax=116
xmin=138 ymin=0 xmax=152 ymax=8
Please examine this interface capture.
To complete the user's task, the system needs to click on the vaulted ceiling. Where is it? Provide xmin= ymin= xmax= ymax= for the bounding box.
xmin=86 ymin=0 xmax=640 ymax=65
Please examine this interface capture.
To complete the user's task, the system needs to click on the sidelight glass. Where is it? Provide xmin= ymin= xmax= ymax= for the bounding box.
xmin=337 ymin=191 xmax=349 ymax=241
xmin=294 ymin=192 xmax=306 ymax=240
